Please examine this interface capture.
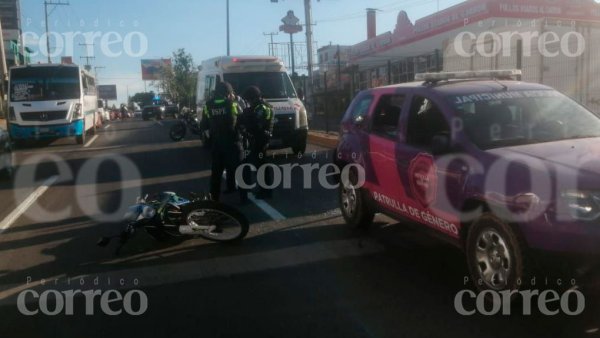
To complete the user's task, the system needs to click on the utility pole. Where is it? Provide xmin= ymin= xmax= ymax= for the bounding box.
xmin=226 ymin=0 xmax=230 ymax=56
xmin=0 ymin=18 xmax=7 ymax=118
xmin=289 ymin=33 xmax=296 ymax=75
xmin=80 ymin=56 xmax=95 ymax=71
xmin=94 ymin=66 xmax=105 ymax=79
xmin=337 ymin=44 xmax=342 ymax=90
xmin=304 ymin=0 xmax=315 ymax=94
xmin=79 ymin=43 xmax=95 ymax=71
xmin=44 ymin=1 xmax=69 ymax=63
xmin=263 ymin=32 xmax=278 ymax=56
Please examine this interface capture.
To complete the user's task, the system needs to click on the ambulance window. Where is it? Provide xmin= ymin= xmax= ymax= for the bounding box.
xmin=371 ymin=94 xmax=405 ymax=139
xmin=204 ymin=76 xmax=215 ymax=99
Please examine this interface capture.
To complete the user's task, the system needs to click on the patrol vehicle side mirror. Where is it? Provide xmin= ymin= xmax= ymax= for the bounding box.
xmin=431 ymin=134 xmax=451 ymax=155
xmin=353 ymin=115 xmax=365 ymax=126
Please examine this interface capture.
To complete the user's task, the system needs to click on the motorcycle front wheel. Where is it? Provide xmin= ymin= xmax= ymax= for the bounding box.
xmin=169 ymin=122 xmax=187 ymax=141
xmin=184 ymin=201 xmax=249 ymax=242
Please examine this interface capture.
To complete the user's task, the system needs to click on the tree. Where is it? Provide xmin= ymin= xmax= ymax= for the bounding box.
xmin=159 ymin=49 xmax=197 ymax=108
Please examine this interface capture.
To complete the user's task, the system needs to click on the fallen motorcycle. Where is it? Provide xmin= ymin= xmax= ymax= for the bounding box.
xmin=97 ymin=192 xmax=249 ymax=254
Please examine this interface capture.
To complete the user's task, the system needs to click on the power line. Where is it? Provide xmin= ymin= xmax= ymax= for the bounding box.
xmin=263 ymin=32 xmax=279 ymax=56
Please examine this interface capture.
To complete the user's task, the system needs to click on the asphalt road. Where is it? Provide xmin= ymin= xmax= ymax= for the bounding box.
xmin=0 ymin=117 xmax=598 ymax=338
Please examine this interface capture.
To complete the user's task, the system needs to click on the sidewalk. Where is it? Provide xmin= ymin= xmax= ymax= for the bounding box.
xmin=306 ymin=114 xmax=340 ymax=149
xmin=307 ymin=130 xmax=339 ymax=149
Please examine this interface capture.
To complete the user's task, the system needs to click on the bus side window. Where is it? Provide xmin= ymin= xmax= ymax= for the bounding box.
xmin=82 ymin=75 xmax=88 ymax=94
xmin=86 ymin=76 xmax=96 ymax=95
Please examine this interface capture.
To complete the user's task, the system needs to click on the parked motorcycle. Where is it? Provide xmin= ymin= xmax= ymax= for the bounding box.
xmin=97 ymin=192 xmax=249 ymax=254
xmin=169 ymin=110 xmax=203 ymax=142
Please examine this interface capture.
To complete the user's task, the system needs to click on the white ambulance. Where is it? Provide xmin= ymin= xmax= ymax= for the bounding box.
xmin=196 ymin=56 xmax=309 ymax=154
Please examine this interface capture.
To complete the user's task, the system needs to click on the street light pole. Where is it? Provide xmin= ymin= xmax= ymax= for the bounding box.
xmin=226 ymin=0 xmax=230 ymax=56
xmin=304 ymin=0 xmax=314 ymax=91
xmin=44 ymin=1 xmax=69 ymax=63
xmin=0 ymin=18 xmax=8 ymax=118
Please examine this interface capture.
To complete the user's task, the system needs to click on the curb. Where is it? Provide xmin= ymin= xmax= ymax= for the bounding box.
xmin=307 ymin=131 xmax=338 ymax=149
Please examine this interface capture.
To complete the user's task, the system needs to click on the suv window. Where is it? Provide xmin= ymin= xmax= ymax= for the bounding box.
xmin=407 ymin=96 xmax=449 ymax=148
xmin=370 ymin=94 xmax=405 ymax=139
xmin=349 ymin=95 xmax=373 ymax=122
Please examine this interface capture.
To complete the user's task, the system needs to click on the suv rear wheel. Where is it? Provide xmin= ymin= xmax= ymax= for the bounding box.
xmin=339 ymin=166 xmax=374 ymax=228
xmin=466 ymin=213 xmax=529 ymax=292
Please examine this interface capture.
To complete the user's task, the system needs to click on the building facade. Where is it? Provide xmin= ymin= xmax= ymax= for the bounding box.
xmin=345 ymin=0 xmax=600 ymax=111
xmin=1 ymin=0 xmax=28 ymax=66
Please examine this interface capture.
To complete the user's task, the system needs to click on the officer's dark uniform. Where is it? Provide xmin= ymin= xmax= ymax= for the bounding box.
xmin=239 ymin=86 xmax=274 ymax=199
xmin=204 ymin=82 xmax=242 ymax=202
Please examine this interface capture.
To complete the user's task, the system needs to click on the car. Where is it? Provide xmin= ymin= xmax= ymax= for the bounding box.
xmin=335 ymin=69 xmax=600 ymax=293
xmin=164 ymin=104 xmax=179 ymax=118
xmin=142 ymin=105 xmax=165 ymax=121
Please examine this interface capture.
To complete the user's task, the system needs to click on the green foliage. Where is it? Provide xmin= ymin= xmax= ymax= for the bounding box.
xmin=159 ymin=49 xmax=197 ymax=108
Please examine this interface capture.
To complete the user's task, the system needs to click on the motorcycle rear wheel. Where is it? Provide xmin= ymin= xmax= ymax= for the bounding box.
xmin=169 ymin=122 xmax=187 ymax=142
xmin=184 ymin=201 xmax=249 ymax=242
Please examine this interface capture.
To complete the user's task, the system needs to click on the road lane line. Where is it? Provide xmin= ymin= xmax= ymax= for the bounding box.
xmin=104 ymin=124 xmax=111 ymax=130
xmin=0 ymin=175 xmax=58 ymax=234
xmin=84 ymin=134 xmax=99 ymax=148
xmin=228 ymin=170 xmax=286 ymax=221
xmin=248 ymin=193 xmax=286 ymax=221
xmin=155 ymin=121 xmax=164 ymax=126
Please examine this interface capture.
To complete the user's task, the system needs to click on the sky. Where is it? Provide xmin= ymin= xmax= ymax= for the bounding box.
xmin=19 ymin=0 xmax=464 ymax=103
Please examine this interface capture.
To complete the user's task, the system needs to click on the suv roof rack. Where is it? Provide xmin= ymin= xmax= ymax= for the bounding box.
xmin=415 ymin=69 xmax=522 ymax=85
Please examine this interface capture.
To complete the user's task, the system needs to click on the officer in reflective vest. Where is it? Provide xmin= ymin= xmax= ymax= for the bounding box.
xmin=239 ymin=86 xmax=274 ymax=200
xmin=204 ymin=81 xmax=243 ymax=202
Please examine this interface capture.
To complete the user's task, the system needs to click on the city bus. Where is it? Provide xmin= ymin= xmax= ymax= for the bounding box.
xmin=7 ymin=63 xmax=98 ymax=145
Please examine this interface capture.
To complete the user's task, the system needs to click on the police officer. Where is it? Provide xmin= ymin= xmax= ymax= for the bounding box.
xmin=239 ymin=86 xmax=274 ymax=200
xmin=204 ymin=81 xmax=243 ymax=202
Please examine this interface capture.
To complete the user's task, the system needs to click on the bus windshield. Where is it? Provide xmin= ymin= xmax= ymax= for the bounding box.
xmin=9 ymin=66 xmax=81 ymax=102
xmin=224 ymin=72 xmax=297 ymax=99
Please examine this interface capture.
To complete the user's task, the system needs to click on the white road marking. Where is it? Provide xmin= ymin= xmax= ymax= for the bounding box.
xmin=228 ymin=170 xmax=286 ymax=221
xmin=249 ymin=193 xmax=286 ymax=221
xmin=104 ymin=124 xmax=111 ymax=130
xmin=83 ymin=135 xmax=99 ymax=148
xmin=0 ymin=175 xmax=58 ymax=234
xmin=155 ymin=121 xmax=164 ymax=126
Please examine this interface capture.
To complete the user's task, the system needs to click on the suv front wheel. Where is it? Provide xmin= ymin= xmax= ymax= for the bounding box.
xmin=339 ymin=167 xmax=374 ymax=228
xmin=466 ymin=213 xmax=529 ymax=292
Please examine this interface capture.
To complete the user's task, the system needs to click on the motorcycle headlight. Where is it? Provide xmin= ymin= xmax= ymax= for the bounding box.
xmin=124 ymin=205 xmax=143 ymax=221
xmin=561 ymin=191 xmax=600 ymax=221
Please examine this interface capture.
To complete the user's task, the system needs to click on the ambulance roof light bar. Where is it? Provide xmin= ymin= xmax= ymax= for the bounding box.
xmin=415 ymin=69 xmax=522 ymax=83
